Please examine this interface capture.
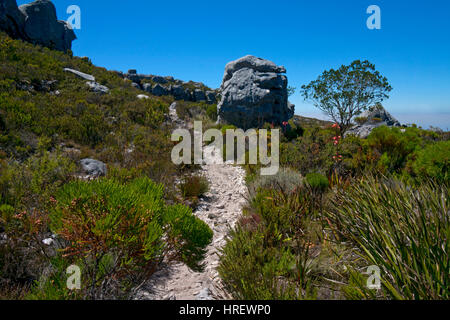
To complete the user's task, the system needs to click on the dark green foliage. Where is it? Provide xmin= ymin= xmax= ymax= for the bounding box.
xmin=219 ymin=173 xmax=322 ymax=300
xmin=409 ymin=140 xmax=449 ymax=183
xmin=305 ymin=173 xmax=329 ymax=192
xmin=366 ymin=126 xmax=422 ymax=173
xmin=283 ymin=120 xmax=304 ymax=141
xmin=280 ymin=126 xmax=336 ymax=176
xmin=206 ymin=104 xmax=218 ymax=121
xmin=40 ymin=177 xmax=213 ymax=299
xmin=163 ymin=204 xmax=213 ymax=271
xmin=218 ymin=227 xmax=302 ymax=300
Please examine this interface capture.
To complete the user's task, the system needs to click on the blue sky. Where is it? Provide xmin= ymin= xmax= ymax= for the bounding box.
xmin=18 ymin=0 xmax=450 ymax=129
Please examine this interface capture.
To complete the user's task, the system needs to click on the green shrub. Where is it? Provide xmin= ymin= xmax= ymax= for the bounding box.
xmin=179 ymin=175 xmax=209 ymax=198
xmin=37 ymin=177 xmax=213 ymax=299
xmin=305 ymin=173 xmax=329 ymax=193
xmin=248 ymin=167 xmax=303 ymax=199
xmin=409 ymin=140 xmax=449 ymax=184
xmin=280 ymin=126 xmax=336 ymax=176
xmin=218 ymin=227 xmax=306 ymax=300
xmin=206 ymin=104 xmax=218 ymax=121
xmin=326 ymin=177 xmax=449 ymax=299
xmin=366 ymin=126 xmax=423 ymax=173
xmin=283 ymin=121 xmax=304 ymax=141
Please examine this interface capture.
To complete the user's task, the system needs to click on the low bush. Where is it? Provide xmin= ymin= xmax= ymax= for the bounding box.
xmin=179 ymin=175 xmax=209 ymax=199
xmin=25 ymin=177 xmax=213 ymax=299
xmin=248 ymin=167 xmax=303 ymax=199
xmin=206 ymin=104 xmax=218 ymax=121
xmin=409 ymin=140 xmax=449 ymax=184
xmin=305 ymin=173 xmax=329 ymax=193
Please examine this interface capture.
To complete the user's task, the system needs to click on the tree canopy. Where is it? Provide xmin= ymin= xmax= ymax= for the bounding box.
xmin=301 ymin=60 xmax=392 ymax=133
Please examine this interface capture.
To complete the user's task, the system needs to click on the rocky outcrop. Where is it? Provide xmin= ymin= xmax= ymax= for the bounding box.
xmin=171 ymin=84 xmax=191 ymax=101
xmin=118 ymin=69 xmax=218 ymax=104
xmin=63 ymin=68 xmax=110 ymax=94
xmin=64 ymin=68 xmax=95 ymax=81
xmin=0 ymin=0 xmax=26 ymax=39
xmin=217 ymin=55 xmax=294 ymax=129
xmin=85 ymin=81 xmax=109 ymax=94
xmin=0 ymin=0 xmax=76 ymax=52
xmin=346 ymin=104 xmax=401 ymax=138
xmin=80 ymin=159 xmax=107 ymax=178
xmin=151 ymin=84 xmax=169 ymax=96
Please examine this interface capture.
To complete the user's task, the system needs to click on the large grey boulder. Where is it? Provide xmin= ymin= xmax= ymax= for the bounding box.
xmin=80 ymin=159 xmax=107 ymax=178
xmin=0 ymin=0 xmax=26 ymax=38
xmin=152 ymin=84 xmax=169 ymax=96
xmin=151 ymin=75 xmax=168 ymax=85
xmin=171 ymin=84 xmax=191 ymax=101
xmin=346 ymin=105 xmax=401 ymax=138
xmin=193 ymin=89 xmax=206 ymax=102
xmin=217 ymin=55 xmax=294 ymax=129
xmin=125 ymin=73 xmax=141 ymax=83
xmin=18 ymin=0 xmax=75 ymax=52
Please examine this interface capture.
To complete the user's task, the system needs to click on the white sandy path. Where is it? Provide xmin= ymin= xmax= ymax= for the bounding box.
xmin=136 ymin=103 xmax=247 ymax=300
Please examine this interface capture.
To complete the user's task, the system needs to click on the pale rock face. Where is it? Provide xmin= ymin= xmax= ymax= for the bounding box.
xmin=217 ymin=55 xmax=294 ymax=129
xmin=80 ymin=159 xmax=107 ymax=178
xmin=64 ymin=68 xmax=95 ymax=81
xmin=85 ymin=81 xmax=109 ymax=94
xmin=346 ymin=105 xmax=401 ymax=138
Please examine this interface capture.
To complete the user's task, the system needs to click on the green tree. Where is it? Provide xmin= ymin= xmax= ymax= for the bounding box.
xmin=300 ymin=60 xmax=392 ymax=134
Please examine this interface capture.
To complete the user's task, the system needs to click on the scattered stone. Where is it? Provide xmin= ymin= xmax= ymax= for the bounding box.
xmin=131 ymin=82 xmax=141 ymax=90
xmin=142 ymin=83 xmax=152 ymax=92
xmin=208 ymin=213 xmax=217 ymax=219
xmin=196 ymin=288 xmax=213 ymax=300
xmin=64 ymin=68 xmax=95 ymax=81
xmin=42 ymin=238 xmax=55 ymax=246
xmin=137 ymin=94 xmax=149 ymax=99
xmin=80 ymin=158 xmax=107 ymax=178
xmin=118 ymin=69 xmax=217 ymax=103
xmin=86 ymin=81 xmax=109 ymax=94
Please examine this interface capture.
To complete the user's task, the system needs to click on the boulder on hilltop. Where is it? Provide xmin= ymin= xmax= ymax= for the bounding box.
xmin=217 ymin=55 xmax=295 ymax=129
xmin=0 ymin=0 xmax=76 ymax=52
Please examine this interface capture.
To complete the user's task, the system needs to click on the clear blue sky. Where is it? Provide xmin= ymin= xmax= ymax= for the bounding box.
xmin=18 ymin=0 xmax=450 ymax=129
